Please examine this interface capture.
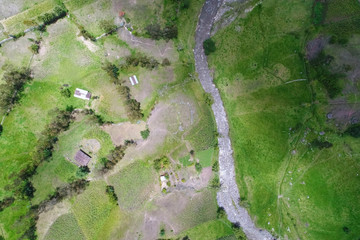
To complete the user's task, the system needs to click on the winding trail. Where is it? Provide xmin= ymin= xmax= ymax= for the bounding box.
xmin=194 ymin=1 xmax=274 ymax=239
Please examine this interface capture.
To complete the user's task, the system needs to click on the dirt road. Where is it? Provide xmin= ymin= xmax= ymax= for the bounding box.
xmin=194 ymin=1 xmax=274 ymax=239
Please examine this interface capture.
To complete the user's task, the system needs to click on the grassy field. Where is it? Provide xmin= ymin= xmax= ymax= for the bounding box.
xmin=179 ymin=219 xmax=234 ymax=240
xmin=108 ymin=161 xmax=156 ymax=210
xmin=32 ymin=116 xmax=114 ymax=204
xmin=71 ymin=181 xmax=121 ymax=240
xmin=208 ymin=0 xmax=360 ymax=239
xmin=0 ymin=0 xmax=59 ymax=34
xmin=44 ymin=213 xmax=86 ymax=240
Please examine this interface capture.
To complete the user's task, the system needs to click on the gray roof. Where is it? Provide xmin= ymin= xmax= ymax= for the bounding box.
xmin=74 ymin=150 xmax=91 ymax=166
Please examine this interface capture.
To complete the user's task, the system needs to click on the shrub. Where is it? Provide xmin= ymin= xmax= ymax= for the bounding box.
xmin=203 ymin=38 xmax=216 ymax=55
xmin=210 ymin=176 xmax=220 ymax=189
xmin=99 ymin=20 xmax=117 ymax=33
xmin=195 ymin=162 xmax=202 ymax=173
xmin=212 ymin=161 xmax=219 ymax=172
xmin=313 ymin=2 xmax=325 ymax=25
xmin=0 ymin=124 xmax=2 ymax=136
xmin=76 ymin=166 xmax=90 ymax=178
xmin=145 ymin=24 xmax=178 ymax=40
xmin=105 ymin=185 xmax=118 ymax=205
xmin=204 ymin=92 xmax=214 ymax=105
xmin=311 ymin=139 xmax=333 ymax=149
xmin=216 ymin=206 xmax=226 ymax=219
xmin=345 ymin=123 xmax=360 ymax=138
xmin=154 ymin=156 xmax=170 ymax=171
xmin=160 ymin=227 xmax=165 ymax=236
xmin=161 ymin=58 xmax=171 ymax=66
xmin=29 ymin=44 xmax=40 ymax=54
xmin=141 ymin=129 xmax=150 ymax=139
xmin=60 ymin=88 xmax=71 ymax=98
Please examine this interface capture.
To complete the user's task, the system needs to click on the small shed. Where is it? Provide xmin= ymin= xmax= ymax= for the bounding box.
xmin=74 ymin=149 xmax=92 ymax=166
xmin=74 ymin=88 xmax=91 ymax=100
xmin=129 ymin=75 xmax=139 ymax=86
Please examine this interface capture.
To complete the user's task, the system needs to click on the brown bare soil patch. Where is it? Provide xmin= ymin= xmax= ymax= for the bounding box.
xmin=101 ymin=121 xmax=146 ymax=146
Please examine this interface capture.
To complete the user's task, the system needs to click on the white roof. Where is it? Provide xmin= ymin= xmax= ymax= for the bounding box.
xmin=74 ymin=88 xmax=91 ymax=100
xmin=160 ymin=176 xmax=167 ymax=182
xmin=129 ymin=75 xmax=139 ymax=86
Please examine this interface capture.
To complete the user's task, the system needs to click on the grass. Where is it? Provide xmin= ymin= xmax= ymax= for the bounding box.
xmin=0 ymin=0 xmax=59 ymax=34
xmin=196 ymin=148 xmax=214 ymax=167
xmin=108 ymin=160 xmax=155 ymax=210
xmin=208 ymin=0 xmax=360 ymax=239
xmin=179 ymin=219 xmax=235 ymax=240
xmin=31 ymin=117 xmax=113 ymax=204
xmin=71 ymin=180 xmax=120 ymax=240
xmin=44 ymin=213 xmax=86 ymax=240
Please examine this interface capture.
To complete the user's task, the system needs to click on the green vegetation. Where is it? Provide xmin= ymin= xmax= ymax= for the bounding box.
xmin=208 ymin=0 xmax=360 ymax=239
xmin=108 ymin=161 xmax=155 ymax=210
xmin=140 ymin=128 xmax=150 ymax=139
xmin=105 ymin=185 xmax=118 ymax=205
xmin=153 ymin=156 xmax=171 ymax=171
xmin=312 ymin=1 xmax=325 ymax=25
xmin=203 ymin=38 xmax=216 ymax=55
xmin=44 ymin=213 xmax=86 ymax=240
xmin=29 ymin=43 xmax=40 ymax=54
xmin=345 ymin=123 xmax=360 ymax=138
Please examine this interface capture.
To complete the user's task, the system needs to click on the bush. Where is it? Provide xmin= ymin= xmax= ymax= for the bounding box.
xmin=161 ymin=58 xmax=171 ymax=66
xmin=345 ymin=123 xmax=360 ymax=138
xmin=99 ymin=20 xmax=117 ymax=33
xmin=0 ymin=124 xmax=2 ymax=136
xmin=216 ymin=206 xmax=226 ymax=219
xmin=105 ymin=185 xmax=118 ymax=205
xmin=76 ymin=166 xmax=90 ymax=178
xmin=212 ymin=161 xmax=219 ymax=172
xmin=154 ymin=156 xmax=170 ymax=171
xmin=195 ymin=162 xmax=202 ymax=173
xmin=210 ymin=176 xmax=220 ymax=189
xmin=141 ymin=129 xmax=150 ymax=139
xmin=145 ymin=24 xmax=178 ymax=40
xmin=311 ymin=139 xmax=333 ymax=149
xmin=313 ymin=2 xmax=325 ymax=25
xmin=203 ymin=38 xmax=216 ymax=55
xmin=60 ymin=88 xmax=71 ymax=98
xmin=29 ymin=44 xmax=40 ymax=54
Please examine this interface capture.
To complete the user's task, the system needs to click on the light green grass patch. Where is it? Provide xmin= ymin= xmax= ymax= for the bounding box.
xmin=32 ymin=117 xmax=113 ymax=204
xmin=0 ymin=0 xmax=59 ymax=34
xmin=108 ymin=160 xmax=155 ymax=210
xmin=180 ymin=219 xmax=234 ymax=240
xmin=71 ymin=181 xmax=119 ymax=240
xmin=44 ymin=213 xmax=86 ymax=240
xmin=196 ymin=148 xmax=214 ymax=167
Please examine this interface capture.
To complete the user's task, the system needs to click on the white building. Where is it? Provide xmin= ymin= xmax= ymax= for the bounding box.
xmin=129 ymin=75 xmax=139 ymax=86
xmin=74 ymin=88 xmax=91 ymax=100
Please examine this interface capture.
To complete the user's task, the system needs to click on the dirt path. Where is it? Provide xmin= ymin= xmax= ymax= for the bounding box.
xmin=194 ymin=1 xmax=274 ymax=239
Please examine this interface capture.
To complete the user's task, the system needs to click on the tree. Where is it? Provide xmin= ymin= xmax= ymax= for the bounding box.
xmin=141 ymin=129 xmax=150 ymax=139
xmin=203 ymin=38 xmax=216 ymax=55
xmin=345 ymin=123 xmax=360 ymax=138
xmin=161 ymin=58 xmax=171 ymax=66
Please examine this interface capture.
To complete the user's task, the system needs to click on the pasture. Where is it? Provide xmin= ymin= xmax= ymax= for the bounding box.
xmin=208 ymin=0 xmax=360 ymax=239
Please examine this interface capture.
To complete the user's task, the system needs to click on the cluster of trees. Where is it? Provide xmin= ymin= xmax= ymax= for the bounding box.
xmin=76 ymin=166 xmax=90 ymax=178
xmin=38 ymin=6 xmax=67 ymax=26
xmin=145 ymin=24 xmax=178 ymax=40
xmin=19 ymin=179 xmax=89 ymax=240
xmin=100 ymin=145 xmax=127 ymax=171
xmin=102 ymin=61 xmax=144 ymax=121
xmin=153 ymin=156 xmax=170 ymax=171
xmin=105 ymin=185 xmax=118 ymax=205
xmin=35 ymin=108 xmax=73 ymax=163
xmin=122 ymin=54 xmax=159 ymax=70
xmin=0 ymin=66 xmax=32 ymax=112
xmin=146 ymin=0 xmax=190 ymax=40
xmin=310 ymin=51 xmax=343 ymax=98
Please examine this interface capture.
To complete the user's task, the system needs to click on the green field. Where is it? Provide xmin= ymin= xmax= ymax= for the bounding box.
xmin=44 ymin=213 xmax=86 ymax=240
xmin=209 ymin=0 xmax=360 ymax=239
xmin=0 ymin=0 xmax=59 ymax=34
